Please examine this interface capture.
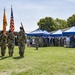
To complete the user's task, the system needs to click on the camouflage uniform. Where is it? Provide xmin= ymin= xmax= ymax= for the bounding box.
xmin=7 ymin=30 xmax=15 ymax=56
xmin=0 ymin=34 xmax=1 ymax=47
xmin=0 ymin=34 xmax=1 ymax=52
xmin=17 ymin=27 xmax=26 ymax=57
xmin=0 ymin=31 xmax=7 ymax=56
xmin=35 ymin=37 xmax=39 ymax=50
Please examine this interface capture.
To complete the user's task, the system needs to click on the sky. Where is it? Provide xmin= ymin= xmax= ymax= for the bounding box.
xmin=0 ymin=0 xmax=75 ymax=33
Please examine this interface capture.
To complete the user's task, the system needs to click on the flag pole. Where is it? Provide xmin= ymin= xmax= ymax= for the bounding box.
xmin=10 ymin=5 xmax=14 ymax=33
xmin=3 ymin=7 xmax=7 ymax=34
xmin=21 ymin=22 xmax=25 ymax=33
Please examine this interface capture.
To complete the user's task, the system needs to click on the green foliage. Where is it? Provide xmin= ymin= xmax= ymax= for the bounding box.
xmin=55 ymin=18 xmax=67 ymax=29
xmin=67 ymin=14 xmax=75 ymax=27
xmin=37 ymin=17 xmax=56 ymax=32
xmin=37 ymin=14 xmax=75 ymax=31
xmin=0 ymin=47 xmax=75 ymax=75
xmin=37 ymin=17 xmax=67 ymax=31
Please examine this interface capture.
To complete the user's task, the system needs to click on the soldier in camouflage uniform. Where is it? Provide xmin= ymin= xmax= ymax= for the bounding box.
xmin=7 ymin=30 xmax=15 ymax=57
xmin=0 ymin=32 xmax=1 ymax=52
xmin=17 ymin=27 xmax=26 ymax=57
xmin=0 ymin=30 xmax=7 ymax=56
xmin=0 ymin=32 xmax=1 ymax=47
xmin=35 ymin=37 xmax=39 ymax=50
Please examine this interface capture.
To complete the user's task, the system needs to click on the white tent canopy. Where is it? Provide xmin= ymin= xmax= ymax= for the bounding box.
xmin=51 ymin=29 xmax=62 ymax=37
xmin=63 ymin=26 xmax=75 ymax=36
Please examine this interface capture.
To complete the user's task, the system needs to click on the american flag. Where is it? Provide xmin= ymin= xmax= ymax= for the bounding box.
xmin=10 ymin=6 xmax=14 ymax=33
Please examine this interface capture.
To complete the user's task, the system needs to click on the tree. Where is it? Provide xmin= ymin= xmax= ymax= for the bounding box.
xmin=37 ymin=17 xmax=57 ymax=32
xmin=55 ymin=18 xmax=67 ymax=29
xmin=67 ymin=14 xmax=75 ymax=27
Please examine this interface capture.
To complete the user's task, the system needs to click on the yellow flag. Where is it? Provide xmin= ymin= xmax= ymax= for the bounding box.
xmin=3 ymin=8 xmax=7 ymax=34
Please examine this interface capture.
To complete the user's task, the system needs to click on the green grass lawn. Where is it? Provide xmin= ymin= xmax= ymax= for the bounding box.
xmin=0 ymin=46 xmax=75 ymax=75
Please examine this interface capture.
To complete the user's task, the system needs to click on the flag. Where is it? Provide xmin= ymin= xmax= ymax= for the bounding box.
xmin=3 ymin=8 xmax=7 ymax=34
xmin=21 ymin=22 xmax=25 ymax=33
xmin=10 ymin=5 xmax=14 ymax=33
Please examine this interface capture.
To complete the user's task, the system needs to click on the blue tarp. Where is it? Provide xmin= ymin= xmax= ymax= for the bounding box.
xmin=27 ymin=28 xmax=50 ymax=36
xmin=51 ymin=29 xmax=62 ymax=37
xmin=63 ymin=26 xmax=75 ymax=36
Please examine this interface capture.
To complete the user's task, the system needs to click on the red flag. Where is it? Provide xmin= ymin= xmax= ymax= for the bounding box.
xmin=10 ymin=6 xmax=14 ymax=33
xmin=3 ymin=8 xmax=7 ymax=34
